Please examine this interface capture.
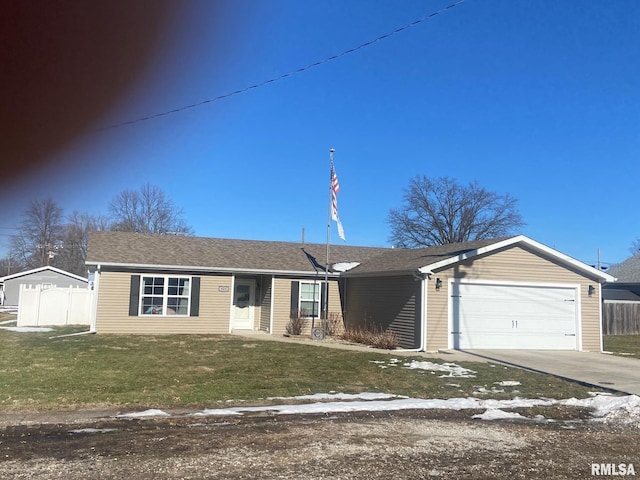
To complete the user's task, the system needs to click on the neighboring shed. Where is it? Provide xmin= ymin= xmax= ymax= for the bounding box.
xmin=343 ymin=236 xmax=614 ymax=352
xmin=85 ymin=231 xmax=387 ymax=336
xmin=0 ymin=266 xmax=89 ymax=307
xmin=602 ymin=254 xmax=640 ymax=334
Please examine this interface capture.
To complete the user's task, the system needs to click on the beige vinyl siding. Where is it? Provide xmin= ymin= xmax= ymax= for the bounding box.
xmin=344 ymin=275 xmax=421 ymax=349
xmin=259 ymin=276 xmax=273 ymax=332
xmin=425 ymin=245 xmax=602 ymax=351
xmin=270 ymin=278 xmax=342 ymax=336
xmin=95 ymin=271 xmax=231 ymax=334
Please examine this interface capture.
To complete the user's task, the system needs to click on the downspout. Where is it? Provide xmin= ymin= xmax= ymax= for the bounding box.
xmin=229 ymin=275 xmax=236 ymax=333
xmin=598 ymin=282 xmax=604 ymax=353
xmin=88 ymin=265 xmax=100 ymax=333
xmin=269 ymin=275 xmax=275 ymax=334
xmin=395 ymin=270 xmax=428 ymax=352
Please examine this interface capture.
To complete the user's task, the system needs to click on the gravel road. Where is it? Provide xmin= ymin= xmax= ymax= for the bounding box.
xmin=1 ymin=408 xmax=638 ymax=479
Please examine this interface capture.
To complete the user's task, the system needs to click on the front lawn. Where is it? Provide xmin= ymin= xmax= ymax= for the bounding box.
xmin=0 ymin=327 xmax=604 ymax=412
xmin=603 ymin=335 xmax=640 ymax=357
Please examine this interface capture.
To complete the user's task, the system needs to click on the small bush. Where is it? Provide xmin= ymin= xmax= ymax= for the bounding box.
xmin=325 ymin=312 xmax=344 ymax=336
xmin=286 ymin=309 xmax=309 ymax=336
xmin=341 ymin=324 xmax=399 ymax=350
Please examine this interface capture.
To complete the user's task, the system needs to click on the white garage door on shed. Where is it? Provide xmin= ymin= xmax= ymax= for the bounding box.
xmin=451 ymin=282 xmax=578 ymax=350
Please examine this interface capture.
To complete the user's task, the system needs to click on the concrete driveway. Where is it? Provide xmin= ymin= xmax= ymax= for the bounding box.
xmin=460 ymin=350 xmax=640 ymax=395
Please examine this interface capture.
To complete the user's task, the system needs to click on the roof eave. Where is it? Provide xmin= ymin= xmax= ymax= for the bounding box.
xmin=0 ymin=265 xmax=88 ymax=283
xmin=418 ymin=235 xmax=616 ymax=283
xmin=85 ymin=261 xmax=339 ymax=278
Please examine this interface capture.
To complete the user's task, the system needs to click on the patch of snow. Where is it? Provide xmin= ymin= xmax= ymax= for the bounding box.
xmin=472 ymin=409 xmax=528 ymax=421
xmin=192 ymin=396 xmax=559 ymax=418
xmin=402 ymin=360 xmax=476 ymax=378
xmin=561 ymin=394 xmax=640 ymax=427
xmin=473 ymin=387 xmax=505 ymax=395
xmin=495 ymin=381 xmax=521 ymax=387
xmin=111 ymin=392 xmax=640 ymax=429
xmin=69 ymin=428 xmax=117 ymax=434
xmin=267 ymin=392 xmax=404 ymax=401
xmin=0 ymin=326 xmax=53 ymax=333
xmin=117 ymin=409 xmax=170 ymax=418
xmin=0 ymin=319 xmax=17 ymax=325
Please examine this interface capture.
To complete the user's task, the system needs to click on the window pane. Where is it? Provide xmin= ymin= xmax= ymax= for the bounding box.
xmin=300 ymin=300 xmax=318 ymax=317
xmin=142 ymin=296 xmax=163 ymax=314
xmin=168 ymin=278 xmax=190 ymax=296
xmin=168 ymin=297 xmax=189 ymax=315
xmin=143 ymin=277 xmax=164 ymax=295
xmin=301 ymin=283 xmax=320 ymax=300
xmin=180 ymin=278 xmax=189 ymax=296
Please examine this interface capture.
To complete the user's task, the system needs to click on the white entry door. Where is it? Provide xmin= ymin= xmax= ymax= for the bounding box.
xmin=451 ymin=282 xmax=578 ymax=350
xmin=232 ymin=280 xmax=255 ymax=330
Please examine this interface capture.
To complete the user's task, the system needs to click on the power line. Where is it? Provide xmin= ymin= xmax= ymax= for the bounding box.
xmin=103 ymin=0 xmax=464 ymax=130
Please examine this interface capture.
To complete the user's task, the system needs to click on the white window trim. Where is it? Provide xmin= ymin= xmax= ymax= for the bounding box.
xmin=140 ymin=275 xmax=192 ymax=317
xmin=299 ymin=281 xmax=322 ymax=319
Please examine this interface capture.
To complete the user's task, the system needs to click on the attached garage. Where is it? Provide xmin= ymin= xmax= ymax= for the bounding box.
xmin=451 ymin=282 xmax=579 ymax=350
xmin=343 ymin=235 xmax=616 ymax=352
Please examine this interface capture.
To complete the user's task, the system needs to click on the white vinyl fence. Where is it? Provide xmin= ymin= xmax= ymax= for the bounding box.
xmin=17 ymin=284 xmax=93 ymax=327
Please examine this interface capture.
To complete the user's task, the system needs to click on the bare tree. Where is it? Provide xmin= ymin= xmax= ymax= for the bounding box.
xmin=631 ymin=239 xmax=640 ymax=256
xmin=388 ymin=176 xmax=524 ymax=248
xmin=10 ymin=197 xmax=65 ymax=268
xmin=56 ymin=211 xmax=110 ymax=276
xmin=0 ymin=251 xmax=25 ymax=277
xmin=109 ymin=183 xmax=193 ymax=235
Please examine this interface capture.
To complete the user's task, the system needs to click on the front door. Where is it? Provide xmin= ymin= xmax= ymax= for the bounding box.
xmin=232 ymin=280 xmax=255 ymax=330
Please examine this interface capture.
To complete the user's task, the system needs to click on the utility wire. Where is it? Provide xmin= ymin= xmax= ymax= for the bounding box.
xmin=104 ymin=0 xmax=464 ymax=130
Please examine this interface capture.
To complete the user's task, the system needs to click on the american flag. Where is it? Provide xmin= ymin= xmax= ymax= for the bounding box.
xmin=330 ymin=162 xmax=345 ymax=240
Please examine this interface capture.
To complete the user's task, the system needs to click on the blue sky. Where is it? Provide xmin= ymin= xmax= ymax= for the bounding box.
xmin=1 ymin=0 xmax=638 ymax=269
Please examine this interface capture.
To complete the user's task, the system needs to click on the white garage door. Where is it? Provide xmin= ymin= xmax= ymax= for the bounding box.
xmin=451 ymin=282 xmax=578 ymax=350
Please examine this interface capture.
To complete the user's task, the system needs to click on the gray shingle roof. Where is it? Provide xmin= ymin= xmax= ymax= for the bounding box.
xmin=86 ymin=231 xmax=390 ymax=274
xmin=607 ymin=254 xmax=640 ymax=283
xmin=87 ymin=232 xmax=524 ymax=277
xmin=347 ymin=238 xmax=509 ymax=274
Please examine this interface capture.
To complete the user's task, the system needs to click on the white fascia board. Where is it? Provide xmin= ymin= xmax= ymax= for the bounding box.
xmin=418 ymin=235 xmax=616 ymax=283
xmin=85 ymin=261 xmax=339 ymax=278
xmin=0 ymin=265 xmax=88 ymax=283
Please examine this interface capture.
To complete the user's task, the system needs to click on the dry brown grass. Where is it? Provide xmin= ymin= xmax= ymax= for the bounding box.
xmin=341 ymin=324 xmax=399 ymax=350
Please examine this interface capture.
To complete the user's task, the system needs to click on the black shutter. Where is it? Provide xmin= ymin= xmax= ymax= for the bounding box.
xmin=321 ymin=282 xmax=329 ymax=317
xmin=190 ymin=277 xmax=200 ymax=317
xmin=290 ymin=281 xmax=299 ymax=314
xmin=129 ymin=275 xmax=140 ymax=316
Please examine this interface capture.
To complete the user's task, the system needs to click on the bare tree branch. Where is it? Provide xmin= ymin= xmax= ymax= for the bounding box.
xmin=108 ymin=183 xmax=193 ymax=235
xmin=388 ymin=176 xmax=525 ymax=247
xmin=10 ymin=197 xmax=64 ymax=268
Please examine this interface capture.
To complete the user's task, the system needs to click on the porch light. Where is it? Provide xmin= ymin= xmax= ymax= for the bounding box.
xmin=435 ymin=278 xmax=443 ymax=290
xmin=588 ymin=285 xmax=596 ymax=297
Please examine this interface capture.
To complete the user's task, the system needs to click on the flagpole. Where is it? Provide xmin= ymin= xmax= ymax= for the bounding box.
xmin=325 ymin=148 xmax=334 ymax=322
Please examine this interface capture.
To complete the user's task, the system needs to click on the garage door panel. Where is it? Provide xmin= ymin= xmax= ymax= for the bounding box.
xmin=452 ymin=283 xmax=578 ymax=350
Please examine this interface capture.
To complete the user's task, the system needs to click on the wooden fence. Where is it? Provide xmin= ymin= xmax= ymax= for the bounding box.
xmin=602 ymin=302 xmax=640 ymax=335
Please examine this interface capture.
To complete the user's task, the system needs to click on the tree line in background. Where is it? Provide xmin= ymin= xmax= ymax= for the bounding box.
xmin=4 ymin=175 xmax=635 ymax=280
xmin=0 ymin=184 xmax=193 ymax=277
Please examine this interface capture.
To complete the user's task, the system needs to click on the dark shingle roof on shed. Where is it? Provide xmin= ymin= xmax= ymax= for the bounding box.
xmin=86 ymin=231 xmax=390 ymax=274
